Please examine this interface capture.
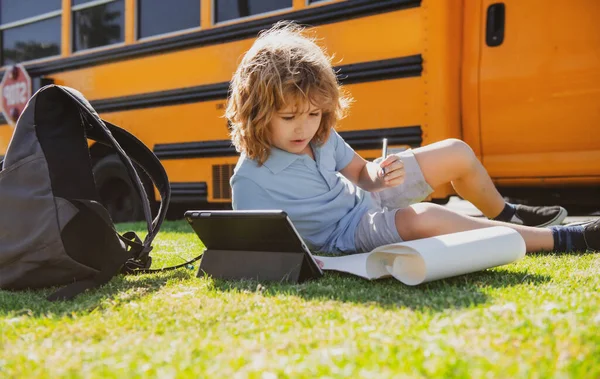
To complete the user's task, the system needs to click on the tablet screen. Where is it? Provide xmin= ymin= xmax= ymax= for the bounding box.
xmin=185 ymin=210 xmax=309 ymax=253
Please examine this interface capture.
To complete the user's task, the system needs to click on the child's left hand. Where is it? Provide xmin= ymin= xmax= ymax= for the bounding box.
xmin=379 ymin=155 xmax=405 ymax=187
xmin=315 ymin=258 xmax=324 ymax=269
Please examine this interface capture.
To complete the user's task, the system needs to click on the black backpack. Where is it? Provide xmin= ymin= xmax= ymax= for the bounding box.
xmin=0 ymin=85 xmax=179 ymax=300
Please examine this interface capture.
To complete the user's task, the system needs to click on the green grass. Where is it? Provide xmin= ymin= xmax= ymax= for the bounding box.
xmin=1 ymin=220 xmax=599 ymax=378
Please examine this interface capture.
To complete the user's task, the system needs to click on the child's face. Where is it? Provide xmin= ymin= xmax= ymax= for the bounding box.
xmin=270 ymin=100 xmax=322 ymax=155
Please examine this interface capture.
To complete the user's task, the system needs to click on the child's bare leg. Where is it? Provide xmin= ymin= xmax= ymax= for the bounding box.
xmin=411 ymin=139 xmax=506 ymax=218
xmin=395 ymin=203 xmax=554 ymax=252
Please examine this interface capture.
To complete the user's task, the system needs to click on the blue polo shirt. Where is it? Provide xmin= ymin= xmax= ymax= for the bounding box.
xmin=230 ymin=130 xmax=374 ymax=254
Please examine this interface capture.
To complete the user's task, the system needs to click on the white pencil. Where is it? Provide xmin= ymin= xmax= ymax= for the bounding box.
xmin=381 ymin=138 xmax=388 ymax=174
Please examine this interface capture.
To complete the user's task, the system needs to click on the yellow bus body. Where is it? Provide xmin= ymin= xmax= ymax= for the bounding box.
xmin=0 ymin=0 xmax=598 ymax=212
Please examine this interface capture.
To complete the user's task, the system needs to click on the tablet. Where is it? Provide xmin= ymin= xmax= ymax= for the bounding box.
xmin=184 ymin=209 xmax=323 ymax=281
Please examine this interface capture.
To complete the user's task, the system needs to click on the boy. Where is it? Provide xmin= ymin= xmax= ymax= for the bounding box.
xmin=227 ymin=22 xmax=599 ymax=255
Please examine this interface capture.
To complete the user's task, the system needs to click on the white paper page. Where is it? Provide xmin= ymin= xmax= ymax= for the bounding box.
xmin=317 ymin=253 xmax=373 ymax=279
xmin=370 ymin=226 xmax=526 ymax=285
xmin=319 ymin=251 xmax=410 ymax=280
xmin=319 ymin=226 xmax=526 ymax=285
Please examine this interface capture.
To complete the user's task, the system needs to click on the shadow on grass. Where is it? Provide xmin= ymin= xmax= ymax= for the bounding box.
xmin=211 ymin=268 xmax=551 ymax=312
xmin=0 ymin=269 xmax=192 ymax=318
xmin=0 ymin=222 xmax=198 ymax=319
xmin=0 ymin=252 xmax=558 ymax=316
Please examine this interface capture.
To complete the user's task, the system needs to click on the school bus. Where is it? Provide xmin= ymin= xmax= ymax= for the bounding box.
xmin=0 ymin=0 xmax=598 ymax=222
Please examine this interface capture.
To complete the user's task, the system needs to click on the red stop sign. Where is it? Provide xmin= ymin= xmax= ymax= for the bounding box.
xmin=0 ymin=65 xmax=32 ymax=127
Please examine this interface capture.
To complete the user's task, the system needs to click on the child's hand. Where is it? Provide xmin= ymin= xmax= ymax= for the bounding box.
xmin=315 ymin=258 xmax=324 ymax=269
xmin=379 ymin=155 xmax=405 ymax=187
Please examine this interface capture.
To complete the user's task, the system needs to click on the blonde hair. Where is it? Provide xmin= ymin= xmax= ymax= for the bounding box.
xmin=226 ymin=21 xmax=351 ymax=165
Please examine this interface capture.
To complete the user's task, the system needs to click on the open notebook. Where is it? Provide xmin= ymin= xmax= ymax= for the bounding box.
xmin=318 ymin=226 xmax=526 ymax=285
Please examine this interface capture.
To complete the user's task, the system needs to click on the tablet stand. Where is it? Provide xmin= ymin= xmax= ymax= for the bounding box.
xmin=197 ymin=249 xmax=321 ymax=283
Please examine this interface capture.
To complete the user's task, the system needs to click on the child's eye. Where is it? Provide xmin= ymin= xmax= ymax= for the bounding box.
xmin=281 ymin=116 xmax=295 ymax=121
xmin=309 ymin=112 xmax=321 ymax=117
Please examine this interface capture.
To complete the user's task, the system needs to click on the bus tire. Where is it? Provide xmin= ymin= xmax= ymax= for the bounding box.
xmin=93 ymin=154 xmax=146 ymax=223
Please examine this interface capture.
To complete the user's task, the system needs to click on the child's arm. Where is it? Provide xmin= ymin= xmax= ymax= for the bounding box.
xmin=331 ymin=129 xmax=404 ymax=191
xmin=340 ymin=152 xmax=405 ymax=192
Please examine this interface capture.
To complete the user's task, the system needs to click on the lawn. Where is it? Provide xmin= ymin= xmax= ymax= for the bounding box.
xmin=1 ymin=220 xmax=598 ymax=378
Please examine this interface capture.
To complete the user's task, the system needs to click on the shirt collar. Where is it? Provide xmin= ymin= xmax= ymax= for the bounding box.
xmin=262 ymin=147 xmax=302 ymax=174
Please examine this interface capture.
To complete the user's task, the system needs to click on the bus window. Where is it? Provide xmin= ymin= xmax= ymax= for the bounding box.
xmin=214 ymin=0 xmax=292 ymax=24
xmin=0 ymin=0 xmax=61 ymax=23
xmin=0 ymin=0 xmax=61 ymax=65
xmin=138 ymin=0 xmax=201 ymax=39
xmin=72 ymin=0 xmax=125 ymax=52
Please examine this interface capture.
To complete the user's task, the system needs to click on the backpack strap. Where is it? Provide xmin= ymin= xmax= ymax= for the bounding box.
xmin=85 ymin=121 xmax=173 ymax=268
xmin=57 ymin=86 xmax=201 ymax=277
xmin=86 ymin=121 xmax=171 ymax=245
xmin=88 ymin=124 xmax=205 ymax=275
xmin=58 ymin=87 xmax=166 ymax=241
xmin=55 ymin=87 xmax=165 ymax=268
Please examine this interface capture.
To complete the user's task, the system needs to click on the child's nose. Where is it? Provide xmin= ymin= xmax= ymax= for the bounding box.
xmin=301 ymin=116 xmax=312 ymax=129
xmin=294 ymin=119 xmax=309 ymax=133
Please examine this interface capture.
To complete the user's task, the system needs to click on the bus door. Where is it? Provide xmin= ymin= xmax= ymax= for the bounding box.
xmin=478 ymin=0 xmax=600 ymax=180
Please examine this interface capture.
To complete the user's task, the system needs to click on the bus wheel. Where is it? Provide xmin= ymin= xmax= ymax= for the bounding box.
xmin=93 ymin=154 xmax=144 ymax=223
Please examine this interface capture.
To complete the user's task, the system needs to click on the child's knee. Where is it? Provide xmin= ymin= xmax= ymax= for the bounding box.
xmin=443 ymin=138 xmax=474 ymax=159
xmin=443 ymin=138 xmax=477 ymax=174
xmin=394 ymin=203 xmax=441 ymax=240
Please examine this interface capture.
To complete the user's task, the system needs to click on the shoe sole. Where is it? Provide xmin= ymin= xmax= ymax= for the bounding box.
xmin=537 ymin=207 xmax=568 ymax=227
xmin=565 ymin=220 xmax=593 ymax=227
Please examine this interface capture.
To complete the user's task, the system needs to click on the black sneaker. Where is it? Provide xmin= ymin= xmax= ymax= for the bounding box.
xmin=583 ymin=218 xmax=600 ymax=251
xmin=508 ymin=205 xmax=568 ymax=227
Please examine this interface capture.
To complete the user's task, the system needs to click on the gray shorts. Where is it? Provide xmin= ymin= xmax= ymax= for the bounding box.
xmin=354 ymin=149 xmax=434 ymax=253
